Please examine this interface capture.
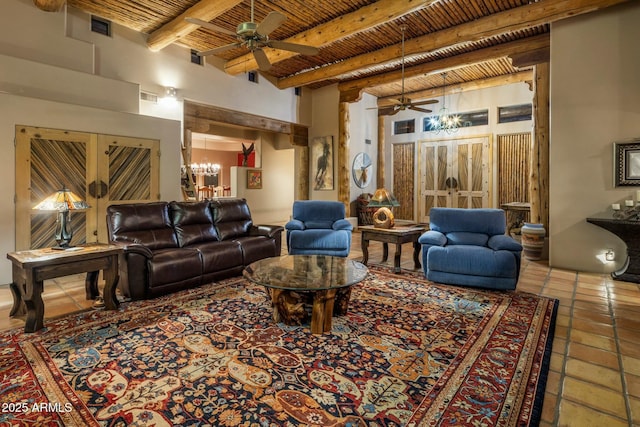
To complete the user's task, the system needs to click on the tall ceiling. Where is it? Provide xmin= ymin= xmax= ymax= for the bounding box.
xmin=38 ymin=0 xmax=628 ymax=105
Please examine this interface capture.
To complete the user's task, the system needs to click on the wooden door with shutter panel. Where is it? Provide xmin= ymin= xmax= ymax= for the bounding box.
xmin=15 ymin=126 xmax=159 ymax=250
xmin=418 ymin=135 xmax=491 ymax=223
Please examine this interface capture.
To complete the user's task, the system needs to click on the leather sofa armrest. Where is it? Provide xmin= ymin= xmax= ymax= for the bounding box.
xmin=285 ymin=219 xmax=305 ymax=231
xmin=333 ymin=219 xmax=353 ymax=231
xmin=418 ymin=230 xmax=447 ymax=246
xmin=488 ymin=235 xmax=522 ymax=252
xmin=250 ymin=224 xmax=284 ymax=238
xmin=111 ymin=241 xmax=154 ymax=259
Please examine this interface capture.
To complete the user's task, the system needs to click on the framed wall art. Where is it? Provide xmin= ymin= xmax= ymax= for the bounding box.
xmin=247 ymin=169 xmax=262 ymax=189
xmin=614 ymin=140 xmax=640 ymax=186
xmin=311 ymin=135 xmax=334 ymax=191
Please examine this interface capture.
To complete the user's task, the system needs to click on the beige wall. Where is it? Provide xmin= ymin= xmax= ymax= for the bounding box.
xmin=549 ymin=2 xmax=640 ymax=273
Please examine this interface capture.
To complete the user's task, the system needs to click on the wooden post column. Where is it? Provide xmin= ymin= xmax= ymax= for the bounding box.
xmin=338 ymin=101 xmax=351 ymax=215
xmin=530 ymin=62 xmax=550 ymax=231
xmin=377 ymin=113 xmax=386 ymax=189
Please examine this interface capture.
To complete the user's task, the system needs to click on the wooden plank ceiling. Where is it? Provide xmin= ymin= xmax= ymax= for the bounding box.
xmin=41 ymin=0 xmax=629 ymax=104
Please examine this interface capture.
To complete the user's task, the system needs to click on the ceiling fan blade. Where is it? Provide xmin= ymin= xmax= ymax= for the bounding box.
xmin=185 ymin=17 xmax=237 ymax=37
xmin=253 ymin=48 xmax=272 ymax=71
xmin=256 ymin=11 xmax=287 ymax=36
xmin=269 ymin=40 xmax=319 ymax=56
xmin=198 ymin=42 xmax=242 ymax=56
xmin=411 ymin=99 xmax=439 ymax=106
xmin=409 ymin=105 xmax=433 ymax=113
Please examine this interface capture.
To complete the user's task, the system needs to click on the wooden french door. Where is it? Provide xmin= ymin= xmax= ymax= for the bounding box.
xmin=392 ymin=142 xmax=415 ymax=221
xmin=15 ymin=126 xmax=160 ymax=250
xmin=418 ymin=135 xmax=491 ymax=222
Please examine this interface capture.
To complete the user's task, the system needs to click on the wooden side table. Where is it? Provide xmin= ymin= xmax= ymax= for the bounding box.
xmin=7 ymin=244 xmax=123 ymax=333
xmin=360 ymin=223 xmax=427 ymax=273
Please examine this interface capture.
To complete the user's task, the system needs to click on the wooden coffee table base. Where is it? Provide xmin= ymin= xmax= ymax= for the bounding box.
xmin=266 ymin=286 xmax=352 ymax=334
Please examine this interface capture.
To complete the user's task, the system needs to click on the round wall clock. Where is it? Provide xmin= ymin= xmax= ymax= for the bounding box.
xmin=352 ymin=152 xmax=373 ymax=188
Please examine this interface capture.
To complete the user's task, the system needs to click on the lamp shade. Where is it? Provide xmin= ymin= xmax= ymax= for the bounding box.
xmin=33 ymin=188 xmax=90 ymax=211
xmin=368 ymin=188 xmax=400 ymax=208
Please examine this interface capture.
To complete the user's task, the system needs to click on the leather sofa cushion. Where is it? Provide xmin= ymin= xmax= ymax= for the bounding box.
xmin=107 ymin=202 xmax=178 ymax=250
xmin=147 ymin=248 xmax=202 ymax=287
xmin=212 ymin=198 xmax=252 ymax=240
xmin=188 ymin=241 xmax=244 ymax=273
xmin=170 ymin=201 xmax=219 ymax=247
xmin=234 ymin=236 xmax=278 ymax=265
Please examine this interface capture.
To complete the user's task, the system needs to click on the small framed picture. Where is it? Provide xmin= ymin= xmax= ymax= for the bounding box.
xmin=247 ymin=169 xmax=262 ymax=189
xmin=614 ymin=140 xmax=640 ymax=186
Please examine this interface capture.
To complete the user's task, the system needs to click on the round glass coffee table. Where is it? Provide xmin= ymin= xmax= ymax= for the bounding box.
xmin=243 ymin=255 xmax=368 ymax=334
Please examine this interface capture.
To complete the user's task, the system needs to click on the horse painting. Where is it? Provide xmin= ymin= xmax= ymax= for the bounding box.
xmin=312 ymin=137 xmax=333 ymax=190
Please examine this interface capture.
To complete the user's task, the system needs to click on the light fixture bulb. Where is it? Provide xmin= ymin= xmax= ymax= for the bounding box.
xmin=605 ymin=249 xmax=615 ymax=261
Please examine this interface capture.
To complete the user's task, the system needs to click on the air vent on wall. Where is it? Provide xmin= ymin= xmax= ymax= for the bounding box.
xmin=91 ymin=16 xmax=112 ymax=36
xmin=140 ymin=91 xmax=158 ymax=103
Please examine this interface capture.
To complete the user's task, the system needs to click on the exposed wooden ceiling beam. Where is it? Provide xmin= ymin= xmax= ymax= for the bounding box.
xmin=33 ymin=0 xmax=66 ymax=12
xmin=339 ymin=34 xmax=549 ymax=102
xmin=223 ymin=0 xmax=439 ymax=75
xmin=146 ymin=0 xmax=243 ymax=52
xmin=509 ymin=47 xmax=550 ymax=68
xmin=278 ymin=0 xmax=629 ymax=89
xmin=376 ymin=71 xmax=534 ymax=107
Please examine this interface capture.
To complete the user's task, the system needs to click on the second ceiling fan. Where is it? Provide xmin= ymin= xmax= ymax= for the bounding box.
xmin=187 ymin=0 xmax=319 ymax=71
xmin=373 ymin=25 xmax=438 ymax=116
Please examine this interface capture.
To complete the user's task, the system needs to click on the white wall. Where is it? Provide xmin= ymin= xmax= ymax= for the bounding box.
xmin=549 ymin=2 xmax=640 ymax=273
xmin=309 ymin=85 xmax=340 ymax=201
xmin=349 ymin=93 xmax=379 ymax=198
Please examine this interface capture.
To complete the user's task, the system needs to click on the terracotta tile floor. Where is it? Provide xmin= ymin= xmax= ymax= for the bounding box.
xmin=1 ymin=231 xmax=639 ymax=426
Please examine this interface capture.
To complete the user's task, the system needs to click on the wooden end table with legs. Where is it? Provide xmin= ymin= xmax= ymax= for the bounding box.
xmin=7 ymin=244 xmax=123 ymax=333
xmin=360 ymin=223 xmax=427 ymax=273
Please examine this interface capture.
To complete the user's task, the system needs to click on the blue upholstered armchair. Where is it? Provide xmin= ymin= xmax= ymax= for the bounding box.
xmin=418 ymin=208 xmax=522 ymax=290
xmin=285 ymin=200 xmax=353 ymax=257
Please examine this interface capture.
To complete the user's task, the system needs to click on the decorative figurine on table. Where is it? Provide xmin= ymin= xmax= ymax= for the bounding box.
xmin=612 ymin=201 xmax=640 ymax=220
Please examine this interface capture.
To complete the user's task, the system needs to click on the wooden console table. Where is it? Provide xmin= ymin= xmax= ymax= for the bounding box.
xmin=7 ymin=244 xmax=122 ymax=332
xmin=586 ymin=217 xmax=640 ymax=283
xmin=360 ymin=223 xmax=427 ymax=273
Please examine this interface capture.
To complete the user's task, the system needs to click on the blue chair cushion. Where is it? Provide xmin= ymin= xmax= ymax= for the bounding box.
xmin=445 ymin=232 xmax=489 ymax=246
xmin=427 ymin=245 xmax=518 ymax=279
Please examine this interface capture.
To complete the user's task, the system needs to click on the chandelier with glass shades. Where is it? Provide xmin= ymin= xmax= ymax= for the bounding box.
xmin=190 ymin=162 xmax=220 ymax=176
xmin=428 ymin=72 xmax=461 ymax=134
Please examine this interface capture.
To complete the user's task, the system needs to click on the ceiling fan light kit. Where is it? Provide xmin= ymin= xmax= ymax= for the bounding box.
xmin=187 ymin=0 xmax=319 ymax=72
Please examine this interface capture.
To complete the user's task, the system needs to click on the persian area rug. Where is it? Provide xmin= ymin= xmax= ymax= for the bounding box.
xmin=0 ymin=267 xmax=557 ymax=426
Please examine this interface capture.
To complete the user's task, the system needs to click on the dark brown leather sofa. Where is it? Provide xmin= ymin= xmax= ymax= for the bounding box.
xmin=106 ymin=198 xmax=283 ymax=300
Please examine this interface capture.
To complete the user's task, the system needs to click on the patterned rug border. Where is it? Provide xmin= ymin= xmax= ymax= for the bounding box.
xmin=1 ymin=266 xmax=558 ymax=426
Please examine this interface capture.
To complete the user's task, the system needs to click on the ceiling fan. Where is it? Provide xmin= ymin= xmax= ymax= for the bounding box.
xmin=371 ymin=25 xmax=438 ymax=116
xmin=186 ymin=0 xmax=319 ymax=71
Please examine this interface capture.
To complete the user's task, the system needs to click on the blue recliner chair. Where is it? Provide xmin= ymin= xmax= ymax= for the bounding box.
xmin=418 ymin=207 xmax=522 ymax=290
xmin=285 ymin=200 xmax=353 ymax=257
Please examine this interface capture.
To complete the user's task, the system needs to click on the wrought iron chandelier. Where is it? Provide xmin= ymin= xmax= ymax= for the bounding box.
xmin=428 ymin=72 xmax=460 ymax=134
